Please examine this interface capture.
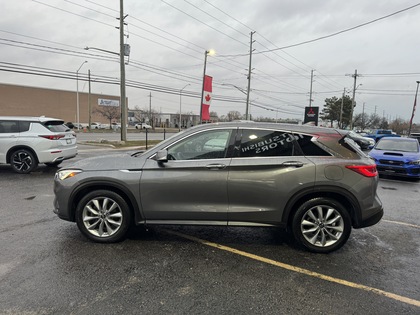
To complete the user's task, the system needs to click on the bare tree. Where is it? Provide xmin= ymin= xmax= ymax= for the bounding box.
xmin=227 ymin=111 xmax=243 ymax=121
xmin=134 ymin=105 xmax=160 ymax=129
xmin=94 ymin=106 xmax=120 ymax=129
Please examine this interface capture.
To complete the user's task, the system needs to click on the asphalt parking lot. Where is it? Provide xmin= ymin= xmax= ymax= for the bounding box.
xmin=0 ymin=144 xmax=419 ymax=314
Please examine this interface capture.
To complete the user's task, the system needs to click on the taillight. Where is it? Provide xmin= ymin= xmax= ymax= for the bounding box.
xmin=39 ymin=135 xmax=65 ymax=140
xmin=346 ymin=165 xmax=378 ymax=177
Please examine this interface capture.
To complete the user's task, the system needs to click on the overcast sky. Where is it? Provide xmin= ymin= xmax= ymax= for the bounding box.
xmin=1 ymin=0 xmax=420 ymax=124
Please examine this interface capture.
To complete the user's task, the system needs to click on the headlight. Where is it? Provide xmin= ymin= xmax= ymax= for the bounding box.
xmin=56 ymin=169 xmax=82 ymax=180
xmin=408 ymin=160 xmax=420 ymax=165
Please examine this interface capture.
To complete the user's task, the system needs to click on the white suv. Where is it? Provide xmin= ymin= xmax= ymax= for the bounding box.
xmin=0 ymin=116 xmax=77 ymax=173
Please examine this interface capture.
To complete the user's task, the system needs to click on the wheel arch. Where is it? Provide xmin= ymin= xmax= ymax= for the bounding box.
xmin=68 ymin=182 xmax=141 ymax=223
xmin=283 ymin=186 xmax=361 ymax=229
xmin=7 ymin=145 xmax=39 ymax=163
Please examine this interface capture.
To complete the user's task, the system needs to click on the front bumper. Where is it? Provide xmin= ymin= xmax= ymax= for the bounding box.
xmin=377 ymin=164 xmax=420 ymax=178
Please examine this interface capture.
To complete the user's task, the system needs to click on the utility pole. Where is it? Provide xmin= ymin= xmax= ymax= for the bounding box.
xmin=350 ymin=69 xmax=359 ymax=130
xmin=340 ymin=88 xmax=345 ymax=129
xmin=408 ymin=81 xmax=420 ymax=136
xmin=245 ymin=31 xmax=256 ymax=120
xmin=119 ymin=0 xmax=128 ymax=141
xmin=362 ymin=102 xmax=365 ymax=130
xmin=88 ymin=70 xmax=91 ymax=131
xmin=309 ymin=70 xmax=314 ymax=107
xmin=149 ymin=92 xmax=152 ymax=127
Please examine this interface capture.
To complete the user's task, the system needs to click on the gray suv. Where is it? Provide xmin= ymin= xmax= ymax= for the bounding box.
xmin=53 ymin=122 xmax=383 ymax=253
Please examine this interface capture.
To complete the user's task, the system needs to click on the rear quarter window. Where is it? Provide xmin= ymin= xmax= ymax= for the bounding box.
xmin=294 ymin=134 xmax=331 ymax=156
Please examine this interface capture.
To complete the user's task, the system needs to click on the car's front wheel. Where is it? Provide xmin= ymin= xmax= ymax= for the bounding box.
xmin=76 ymin=190 xmax=132 ymax=243
xmin=292 ymin=197 xmax=351 ymax=253
xmin=10 ymin=149 xmax=38 ymax=174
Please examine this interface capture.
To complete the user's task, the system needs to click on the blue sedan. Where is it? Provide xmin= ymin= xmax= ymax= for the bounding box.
xmin=369 ymin=137 xmax=420 ymax=178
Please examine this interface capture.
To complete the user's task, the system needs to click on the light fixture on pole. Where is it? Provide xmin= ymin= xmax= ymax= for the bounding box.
xmin=76 ymin=61 xmax=88 ymax=130
xmin=408 ymin=80 xmax=420 ymax=136
xmin=179 ymin=83 xmax=190 ymax=131
xmin=199 ymin=49 xmax=215 ymax=124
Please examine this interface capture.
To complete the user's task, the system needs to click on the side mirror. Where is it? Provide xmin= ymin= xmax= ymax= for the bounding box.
xmin=155 ymin=149 xmax=168 ymax=163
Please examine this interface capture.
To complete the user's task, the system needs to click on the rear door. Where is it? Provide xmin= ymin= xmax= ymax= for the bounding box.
xmin=227 ymin=128 xmax=315 ymax=225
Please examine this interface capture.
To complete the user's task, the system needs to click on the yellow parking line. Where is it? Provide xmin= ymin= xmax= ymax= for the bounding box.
xmin=382 ymin=219 xmax=420 ymax=229
xmin=165 ymin=229 xmax=420 ymax=308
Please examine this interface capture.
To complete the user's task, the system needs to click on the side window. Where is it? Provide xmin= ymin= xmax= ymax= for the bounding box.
xmin=0 ymin=120 xmax=19 ymax=133
xmin=167 ymin=130 xmax=232 ymax=160
xmin=295 ymin=134 xmax=331 ymax=156
xmin=18 ymin=121 xmax=31 ymax=132
xmin=239 ymin=129 xmax=297 ymax=157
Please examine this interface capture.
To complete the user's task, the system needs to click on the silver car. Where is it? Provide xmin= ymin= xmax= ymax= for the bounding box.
xmin=53 ymin=122 xmax=383 ymax=253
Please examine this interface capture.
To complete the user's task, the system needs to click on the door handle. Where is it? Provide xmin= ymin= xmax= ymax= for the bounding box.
xmin=281 ymin=161 xmax=304 ymax=168
xmin=205 ymin=164 xmax=226 ymax=170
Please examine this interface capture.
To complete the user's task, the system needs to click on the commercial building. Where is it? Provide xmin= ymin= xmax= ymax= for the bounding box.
xmin=0 ymin=83 xmax=122 ymax=125
xmin=0 ymin=83 xmax=202 ymax=128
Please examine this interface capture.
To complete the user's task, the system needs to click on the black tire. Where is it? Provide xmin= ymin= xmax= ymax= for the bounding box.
xmin=10 ymin=149 xmax=38 ymax=174
xmin=292 ymin=197 xmax=351 ymax=253
xmin=76 ymin=190 xmax=132 ymax=243
xmin=45 ymin=161 xmax=63 ymax=167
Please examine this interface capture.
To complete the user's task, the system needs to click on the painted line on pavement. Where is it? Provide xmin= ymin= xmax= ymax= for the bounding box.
xmin=382 ymin=219 xmax=420 ymax=229
xmin=164 ymin=229 xmax=420 ymax=308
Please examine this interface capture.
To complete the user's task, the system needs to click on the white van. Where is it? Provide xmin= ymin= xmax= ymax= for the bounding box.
xmin=0 ymin=116 xmax=77 ymax=173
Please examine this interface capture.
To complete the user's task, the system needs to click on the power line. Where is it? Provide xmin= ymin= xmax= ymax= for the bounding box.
xmin=255 ymin=2 xmax=420 ymax=53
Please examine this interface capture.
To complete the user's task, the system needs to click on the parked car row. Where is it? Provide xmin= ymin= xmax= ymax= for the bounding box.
xmin=65 ymin=122 xmax=139 ymax=130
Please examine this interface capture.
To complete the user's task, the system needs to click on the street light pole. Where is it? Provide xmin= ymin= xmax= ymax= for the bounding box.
xmin=179 ymin=83 xmax=190 ymax=131
xmin=408 ymin=80 xmax=420 ymax=136
xmin=76 ymin=61 xmax=87 ymax=130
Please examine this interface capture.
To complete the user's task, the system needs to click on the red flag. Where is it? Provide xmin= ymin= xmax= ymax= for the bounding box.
xmin=201 ymin=75 xmax=213 ymax=121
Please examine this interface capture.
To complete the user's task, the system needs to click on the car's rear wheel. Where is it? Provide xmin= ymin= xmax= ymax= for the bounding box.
xmin=292 ymin=197 xmax=351 ymax=253
xmin=10 ymin=149 xmax=38 ymax=174
xmin=76 ymin=190 xmax=132 ymax=243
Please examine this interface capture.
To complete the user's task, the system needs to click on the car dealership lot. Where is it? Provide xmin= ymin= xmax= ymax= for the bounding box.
xmin=0 ymin=144 xmax=419 ymax=314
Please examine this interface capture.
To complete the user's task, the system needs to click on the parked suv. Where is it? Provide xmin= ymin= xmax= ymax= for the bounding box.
xmin=53 ymin=122 xmax=383 ymax=253
xmin=0 ymin=116 xmax=77 ymax=173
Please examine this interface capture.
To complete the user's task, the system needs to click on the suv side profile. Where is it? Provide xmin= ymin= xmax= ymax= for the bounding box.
xmin=54 ymin=122 xmax=383 ymax=253
xmin=0 ymin=116 xmax=77 ymax=173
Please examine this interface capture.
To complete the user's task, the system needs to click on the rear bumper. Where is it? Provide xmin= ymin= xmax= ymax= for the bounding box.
xmin=38 ymin=146 xmax=78 ymax=163
xmin=354 ymin=194 xmax=384 ymax=228
xmin=357 ymin=207 xmax=383 ymax=228
xmin=353 ymin=195 xmax=384 ymax=229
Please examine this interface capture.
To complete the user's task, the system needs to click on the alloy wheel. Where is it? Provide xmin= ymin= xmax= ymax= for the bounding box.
xmin=82 ymin=197 xmax=123 ymax=238
xmin=300 ymin=205 xmax=344 ymax=247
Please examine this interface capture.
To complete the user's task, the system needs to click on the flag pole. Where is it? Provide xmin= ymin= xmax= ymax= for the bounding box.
xmin=200 ymin=50 xmax=209 ymax=124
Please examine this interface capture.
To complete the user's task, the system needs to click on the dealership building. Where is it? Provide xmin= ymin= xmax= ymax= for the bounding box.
xmin=0 ymin=83 xmax=200 ymax=128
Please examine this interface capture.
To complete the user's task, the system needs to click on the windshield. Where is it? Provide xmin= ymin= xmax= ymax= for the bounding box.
xmin=375 ymin=139 xmax=419 ymax=152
